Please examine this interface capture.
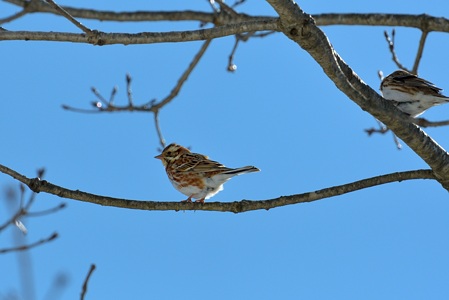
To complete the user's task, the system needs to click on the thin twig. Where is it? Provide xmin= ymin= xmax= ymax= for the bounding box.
xmin=0 ymin=232 xmax=58 ymax=254
xmin=377 ymin=70 xmax=384 ymax=81
xmin=153 ymin=110 xmax=166 ymax=149
xmin=232 ymin=0 xmax=247 ymax=8
xmin=208 ymin=0 xmax=219 ymax=13
xmin=126 ymin=73 xmax=133 ymax=106
xmin=80 ymin=264 xmax=96 ymax=300
xmin=26 ymin=203 xmax=66 ymax=217
xmin=215 ymin=0 xmax=239 ymax=17
xmin=0 ymin=163 xmax=436 ymax=213
xmin=153 ymin=39 xmax=212 ymax=110
xmin=412 ymin=30 xmax=428 ymax=74
xmin=19 ymin=183 xmax=25 ymax=207
xmin=384 ymin=29 xmax=411 ymax=73
xmin=0 ymin=169 xmax=47 ymax=233
xmin=365 ymin=119 xmax=388 ymax=136
xmin=62 ymin=93 xmax=152 ymax=113
xmin=109 ymin=86 xmax=118 ymax=105
xmin=63 ymin=40 xmax=212 ymax=148
xmin=392 ymin=133 xmax=402 ymax=150
xmin=227 ymin=31 xmax=274 ymax=72
xmin=91 ymin=87 xmax=109 ymax=106
xmin=62 ymin=105 xmax=105 ymax=113
xmin=414 ymin=117 xmax=449 ymax=128
xmin=45 ymin=0 xmax=93 ymax=35
xmin=0 ymin=207 xmax=24 ymax=232
xmin=0 ymin=8 xmax=28 ymax=25
xmin=227 ymin=36 xmax=240 ymax=72
xmin=365 ymin=120 xmax=402 ymax=149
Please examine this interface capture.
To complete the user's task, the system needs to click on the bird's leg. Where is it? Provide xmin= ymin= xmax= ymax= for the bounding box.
xmin=194 ymin=198 xmax=205 ymax=203
xmin=181 ymin=196 xmax=192 ymax=203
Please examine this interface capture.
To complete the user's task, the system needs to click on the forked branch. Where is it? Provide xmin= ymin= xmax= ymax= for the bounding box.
xmin=383 ymin=29 xmax=410 ymax=72
xmin=62 ymin=39 xmax=212 ymax=148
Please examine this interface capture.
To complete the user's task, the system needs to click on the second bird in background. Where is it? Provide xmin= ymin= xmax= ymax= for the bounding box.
xmin=380 ymin=70 xmax=449 ymax=117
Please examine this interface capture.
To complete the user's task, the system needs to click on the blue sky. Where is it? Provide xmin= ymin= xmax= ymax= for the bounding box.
xmin=1 ymin=1 xmax=449 ymax=299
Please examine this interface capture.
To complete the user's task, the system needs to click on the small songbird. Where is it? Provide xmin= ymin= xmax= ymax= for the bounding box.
xmin=155 ymin=143 xmax=260 ymax=203
xmin=380 ymin=70 xmax=449 ymax=117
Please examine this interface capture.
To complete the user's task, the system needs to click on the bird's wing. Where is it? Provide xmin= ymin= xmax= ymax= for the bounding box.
xmin=395 ymin=73 xmax=444 ymax=95
xmin=175 ymin=153 xmax=230 ymax=173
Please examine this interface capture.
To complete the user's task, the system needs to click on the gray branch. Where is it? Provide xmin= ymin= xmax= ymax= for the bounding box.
xmin=0 ymin=163 xmax=436 ymax=213
xmin=266 ymin=0 xmax=449 ymax=190
xmin=0 ymin=19 xmax=279 ymax=44
xmin=3 ymin=0 xmax=449 ymax=32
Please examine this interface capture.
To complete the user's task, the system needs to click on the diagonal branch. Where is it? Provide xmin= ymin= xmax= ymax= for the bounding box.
xmin=0 ymin=163 xmax=436 ymax=213
xmin=0 ymin=7 xmax=28 ymax=24
xmin=63 ymin=39 xmax=212 ymax=148
xmin=383 ymin=29 xmax=410 ymax=72
xmin=0 ymin=232 xmax=58 ymax=254
xmin=46 ymin=0 xmax=93 ymax=35
xmin=265 ymin=0 xmax=449 ymax=189
xmin=151 ymin=39 xmax=212 ymax=110
xmin=412 ymin=30 xmax=428 ymax=74
xmin=80 ymin=264 xmax=96 ymax=300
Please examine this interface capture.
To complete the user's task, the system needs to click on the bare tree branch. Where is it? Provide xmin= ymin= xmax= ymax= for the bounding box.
xmin=152 ymin=39 xmax=212 ymax=110
xmin=0 ymin=163 xmax=436 ymax=213
xmin=125 ymin=73 xmax=133 ymax=107
xmin=0 ymin=206 xmax=24 ymax=232
xmin=0 ymin=7 xmax=27 ymax=24
xmin=0 ymin=232 xmax=58 ymax=254
xmin=26 ymin=203 xmax=66 ymax=217
xmin=0 ymin=20 xmax=279 ymax=44
xmin=153 ymin=110 xmax=166 ymax=149
xmin=3 ymin=7 xmax=449 ymax=46
xmin=384 ymin=29 xmax=410 ymax=72
xmin=0 ymin=169 xmax=57 ymax=235
xmin=64 ymin=38 xmax=211 ymax=113
xmin=227 ymin=31 xmax=275 ymax=72
xmin=80 ymin=264 xmax=96 ymax=300
xmin=383 ymin=28 xmax=429 ymax=75
xmin=314 ymin=13 xmax=449 ymax=31
xmin=265 ymin=0 xmax=449 ymax=189
xmin=2 ymin=0 xmax=264 ymax=24
xmin=46 ymin=0 xmax=93 ymax=35
xmin=365 ymin=120 xmax=402 ymax=150
xmin=227 ymin=35 xmax=240 ymax=72
xmin=412 ymin=30 xmax=429 ymax=74
xmin=413 ymin=118 xmax=449 ymax=128
xmin=4 ymin=0 xmax=449 ymax=33
xmin=63 ymin=39 xmax=211 ymax=148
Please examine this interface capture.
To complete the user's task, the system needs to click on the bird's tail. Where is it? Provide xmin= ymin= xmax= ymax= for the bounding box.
xmin=223 ymin=166 xmax=260 ymax=175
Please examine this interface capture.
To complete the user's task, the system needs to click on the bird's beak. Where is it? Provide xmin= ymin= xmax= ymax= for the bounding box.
xmin=154 ymin=154 xmax=162 ymax=160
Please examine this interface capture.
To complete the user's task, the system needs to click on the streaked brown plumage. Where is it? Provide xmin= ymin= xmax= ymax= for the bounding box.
xmin=380 ymin=70 xmax=449 ymax=117
xmin=155 ymin=143 xmax=260 ymax=202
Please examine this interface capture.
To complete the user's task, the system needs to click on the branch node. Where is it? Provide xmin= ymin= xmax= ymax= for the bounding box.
xmin=28 ymin=177 xmax=42 ymax=193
